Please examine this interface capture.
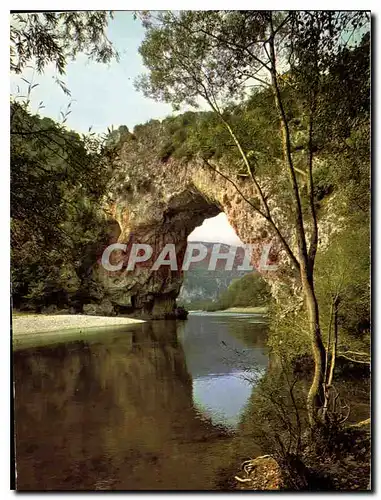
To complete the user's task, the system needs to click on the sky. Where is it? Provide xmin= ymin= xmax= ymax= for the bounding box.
xmin=188 ymin=213 xmax=243 ymax=245
xmin=10 ymin=12 xmax=174 ymax=133
xmin=10 ymin=11 xmax=241 ymax=245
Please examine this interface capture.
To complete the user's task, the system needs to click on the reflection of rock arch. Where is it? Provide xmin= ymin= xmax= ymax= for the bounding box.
xmin=14 ymin=322 xmax=222 ymax=490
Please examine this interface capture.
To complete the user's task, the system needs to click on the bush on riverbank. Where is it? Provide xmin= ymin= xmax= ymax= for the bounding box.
xmin=236 ymin=354 xmax=370 ymax=491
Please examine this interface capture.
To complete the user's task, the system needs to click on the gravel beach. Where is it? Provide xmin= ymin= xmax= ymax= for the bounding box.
xmin=12 ymin=314 xmax=145 ymax=336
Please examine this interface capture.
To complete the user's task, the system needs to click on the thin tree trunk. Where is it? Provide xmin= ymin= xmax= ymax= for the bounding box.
xmin=327 ymin=296 xmax=340 ymax=388
xmin=268 ymin=14 xmax=326 ymax=424
xmin=302 ymin=272 xmax=326 ymax=424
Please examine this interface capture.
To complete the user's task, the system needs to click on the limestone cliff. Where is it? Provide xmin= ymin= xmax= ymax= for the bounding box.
xmin=90 ymin=126 xmax=342 ymax=318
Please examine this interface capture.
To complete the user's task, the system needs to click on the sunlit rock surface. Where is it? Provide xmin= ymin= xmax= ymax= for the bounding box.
xmin=90 ymin=131 xmax=341 ymax=317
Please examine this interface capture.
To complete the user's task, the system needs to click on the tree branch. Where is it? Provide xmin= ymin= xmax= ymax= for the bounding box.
xmin=268 ymin=14 xmax=308 ymax=268
xmin=337 ymin=354 xmax=370 ymax=365
xmin=202 ymin=157 xmax=300 ymax=272
xmin=201 ymin=157 xmax=266 ymax=217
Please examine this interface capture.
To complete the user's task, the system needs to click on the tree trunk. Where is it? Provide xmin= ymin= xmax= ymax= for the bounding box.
xmin=301 ymin=271 xmax=326 ymax=424
xmin=267 ymin=17 xmax=326 ymax=425
xmin=327 ymin=296 xmax=339 ymax=388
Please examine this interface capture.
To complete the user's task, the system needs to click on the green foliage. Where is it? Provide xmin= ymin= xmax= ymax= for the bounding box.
xmin=266 ymin=302 xmax=311 ymax=360
xmin=215 ymin=272 xmax=271 ymax=310
xmin=267 ymin=213 xmax=370 ymax=360
xmin=11 ymin=101 xmax=113 ymax=309
xmin=178 ymin=267 xmax=247 ymax=308
xmin=241 ymin=365 xmax=370 ymax=490
xmin=315 ymin=221 xmax=370 ymax=345
xmin=158 ymin=140 xmax=176 ymax=162
xmin=105 ymin=125 xmax=133 ymax=151
xmin=241 ymin=364 xmax=307 ymax=461
xmin=10 ymin=12 xmax=117 ymax=77
xmin=181 ymin=272 xmax=271 ymax=311
xmin=134 ymin=15 xmax=369 ymax=359
xmin=133 ymin=30 xmax=370 ymax=202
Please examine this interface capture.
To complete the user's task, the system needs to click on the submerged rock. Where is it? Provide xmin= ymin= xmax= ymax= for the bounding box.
xmin=174 ymin=306 xmax=188 ymax=320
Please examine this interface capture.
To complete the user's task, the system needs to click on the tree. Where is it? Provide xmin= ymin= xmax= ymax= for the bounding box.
xmin=11 ymin=102 xmax=113 ymax=309
xmin=10 ymin=12 xmax=118 ymax=308
xmin=136 ymin=10 xmax=370 ymax=424
xmin=10 ymin=11 xmax=117 ymax=78
xmin=214 ymin=272 xmax=271 ymax=310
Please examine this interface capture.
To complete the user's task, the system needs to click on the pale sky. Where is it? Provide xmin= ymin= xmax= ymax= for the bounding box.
xmin=188 ymin=213 xmax=243 ymax=245
xmin=10 ymin=12 xmax=174 ymax=133
xmin=10 ymin=11 xmax=240 ymax=245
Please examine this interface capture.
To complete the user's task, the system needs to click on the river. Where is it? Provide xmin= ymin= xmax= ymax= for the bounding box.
xmin=13 ymin=312 xmax=268 ymax=490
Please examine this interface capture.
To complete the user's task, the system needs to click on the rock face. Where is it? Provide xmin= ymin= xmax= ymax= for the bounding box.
xmin=95 ymin=182 xmax=221 ymax=317
xmin=83 ymin=300 xmax=114 ymax=317
xmin=91 ymin=131 xmax=339 ymax=318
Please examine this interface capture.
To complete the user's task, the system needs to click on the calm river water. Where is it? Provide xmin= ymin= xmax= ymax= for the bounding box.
xmin=13 ymin=312 xmax=268 ymax=490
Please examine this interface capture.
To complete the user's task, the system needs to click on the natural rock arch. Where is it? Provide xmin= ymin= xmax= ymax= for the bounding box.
xmin=91 ymin=136 xmax=289 ymax=318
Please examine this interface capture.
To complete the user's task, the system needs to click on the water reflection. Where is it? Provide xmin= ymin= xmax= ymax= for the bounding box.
xmin=13 ymin=313 xmax=268 ymax=490
xmin=193 ymin=372 xmax=254 ymax=427
xmin=179 ymin=313 xmax=268 ymax=427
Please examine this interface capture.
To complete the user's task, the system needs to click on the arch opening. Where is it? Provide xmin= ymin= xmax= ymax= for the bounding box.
xmin=178 ymin=213 xmax=255 ymax=312
xmin=97 ymin=189 xmax=265 ymax=318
